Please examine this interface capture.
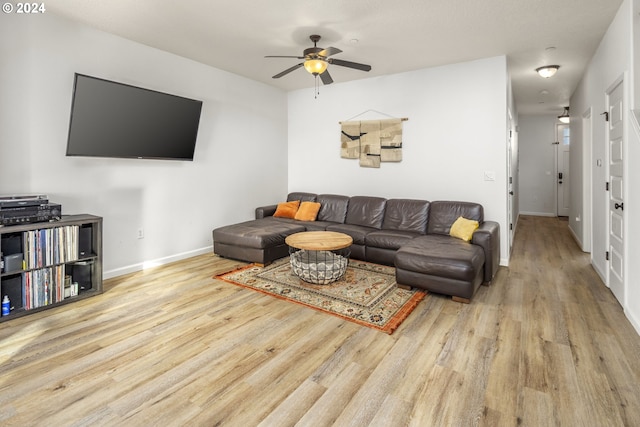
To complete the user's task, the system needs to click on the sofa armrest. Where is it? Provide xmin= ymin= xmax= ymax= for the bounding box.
xmin=472 ymin=221 xmax=500 ymax=282
xmin=255 ymin=204 xmax=278 ymax=219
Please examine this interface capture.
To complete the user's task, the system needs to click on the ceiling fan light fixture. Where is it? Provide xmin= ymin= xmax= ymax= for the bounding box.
xmin=304 ymin=59 xmax=328 ymax=75
xmin=558 ymin=106 xmax=570 ymax=123
xmin=536 ymin=65 xmax=560 ymax=78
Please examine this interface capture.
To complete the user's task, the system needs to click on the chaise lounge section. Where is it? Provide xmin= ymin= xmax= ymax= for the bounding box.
xmin=213 ymin=192 xmax=500 ymax=302
xmin=394 ymin=201 xmax=498 ymax=303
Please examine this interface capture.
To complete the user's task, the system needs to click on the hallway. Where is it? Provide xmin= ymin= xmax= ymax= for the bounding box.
xmin=485 ymin=215 xmax=640 ymax=425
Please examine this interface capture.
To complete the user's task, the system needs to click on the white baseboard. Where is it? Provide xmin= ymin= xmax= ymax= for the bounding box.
xmin=103 ymin=246 xmax=213 ymax=279
xmin=568 ymin=224 xmax=586 ymax=252
xmin=625 ymin=307 xmax=640 ymax=337
xmin=519 ymin=211 xmax=556 ymax=217
xmin=591 ymin=260 xmax=607 ymax=285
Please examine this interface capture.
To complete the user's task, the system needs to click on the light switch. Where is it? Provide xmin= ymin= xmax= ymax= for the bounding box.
xmin=484 ymin=171 xmax=495 ymax=181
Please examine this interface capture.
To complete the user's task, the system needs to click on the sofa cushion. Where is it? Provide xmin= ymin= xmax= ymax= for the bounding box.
xmin=287 ymin=192 xmax=317 ymax=202
xmin=316 ymin=194 xmax=350 ymax=223
xmin=265 ymin=217 xmax=338 ymax=232
xmin=263 ymin=216 xmax=299 ymax=226
xmin=366 ymin=229 xmax=421 ymax=250
xmin=299 ymin=221 xmax=335 ymax=231
xmin=213 ymin=219 xmax=305 ymax=249
xmin=382 ymin=199 xmax=429 ymax=233
xmin=427 ymin=201 xmax=483 ymax=236
xmin=326 ymin=223 xmax=377 ymax=245
xmin=345 ymin=196 xmax=387 ymax=229
xmin=395 ymin=234 xmax=485 ymax=282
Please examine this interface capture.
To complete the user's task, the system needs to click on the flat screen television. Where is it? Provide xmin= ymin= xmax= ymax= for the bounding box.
xmin=66 ymin=74 xmax=203 ymax=161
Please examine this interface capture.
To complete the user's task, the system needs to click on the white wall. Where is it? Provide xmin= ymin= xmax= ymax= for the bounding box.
xmin=571 ymin=0 xmax=640 ymax=334
xmin=630 ymin=0 xmax=640 ymax=336
xmin=0 ymin=13 xmax=288 ymax=277
xmin=517 ymin=115 xmax=559 ymax=216
xmin=287 ymin=56 xmax=510 ymax=265
xmin=572 ymin=108 xmax=592 ymax=251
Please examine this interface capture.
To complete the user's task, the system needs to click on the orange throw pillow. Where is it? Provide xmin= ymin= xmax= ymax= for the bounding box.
xmin=273 ymin=200 xmax=300 ymax=218
xmin=294 ymin=201 xmax=321 ymax=221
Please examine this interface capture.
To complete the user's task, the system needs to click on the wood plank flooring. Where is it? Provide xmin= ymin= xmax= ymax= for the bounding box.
xmin=1 ymin=215 xmax=639 ymax=426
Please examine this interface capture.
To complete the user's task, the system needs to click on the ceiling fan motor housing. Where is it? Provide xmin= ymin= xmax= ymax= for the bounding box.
xmin=304 ymin=47 xmax=323 ymax=59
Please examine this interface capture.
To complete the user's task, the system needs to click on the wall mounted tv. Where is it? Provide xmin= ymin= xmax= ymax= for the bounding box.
xmin=66 ymin=74 xmax=203 ymax=161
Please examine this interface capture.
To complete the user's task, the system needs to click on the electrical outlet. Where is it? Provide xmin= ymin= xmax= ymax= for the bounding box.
xmin=137 ymin=228 xmax=144 ymax=239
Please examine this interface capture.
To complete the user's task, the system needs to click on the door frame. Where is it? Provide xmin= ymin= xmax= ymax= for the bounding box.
xmin=583 ymin=108 xmax=592 ymax=253
xmin=554 ymin=123 xmax=570 ymax=217
xmin=507 ymin=109 xmax=516 ymax=249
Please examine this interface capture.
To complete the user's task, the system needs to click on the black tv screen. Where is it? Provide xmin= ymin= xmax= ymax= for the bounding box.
xmin=66 ymin=74 xmax=203 ymax=161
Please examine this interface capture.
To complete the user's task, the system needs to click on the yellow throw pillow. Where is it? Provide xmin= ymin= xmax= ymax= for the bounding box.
xmin=294 ymin=201 xmax=321 ymax=221
xmin=273 ymin=200 xmax=300 ymax=219
xmin=449 ymin=216 xmax=479 ymax=241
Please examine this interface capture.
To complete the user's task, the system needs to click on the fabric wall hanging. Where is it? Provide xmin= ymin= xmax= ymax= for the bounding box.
xmin=340 ymin=116 xmax=406 ymax=168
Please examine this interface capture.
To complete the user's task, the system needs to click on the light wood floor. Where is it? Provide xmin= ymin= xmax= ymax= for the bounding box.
xmin=1 ymin=216 xmax=639 ymax=426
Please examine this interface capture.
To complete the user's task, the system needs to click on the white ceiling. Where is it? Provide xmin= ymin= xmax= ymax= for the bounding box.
xmin=46 ymin=0 xmax=623 ymax=116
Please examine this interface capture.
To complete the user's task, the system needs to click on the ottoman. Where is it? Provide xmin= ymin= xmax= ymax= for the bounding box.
xmin=394 ymin=234 xmax=485 ymax=303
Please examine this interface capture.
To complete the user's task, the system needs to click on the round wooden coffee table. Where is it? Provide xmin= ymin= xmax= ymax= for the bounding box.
xmin=285 ymin=231 xmax=353 ymax=284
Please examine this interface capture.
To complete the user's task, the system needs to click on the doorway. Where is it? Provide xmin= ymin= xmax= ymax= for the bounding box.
xmin=555 ymin=124 xmax=570 ymax=217
xmin=508 ymin=110 xmax=517 ymax=247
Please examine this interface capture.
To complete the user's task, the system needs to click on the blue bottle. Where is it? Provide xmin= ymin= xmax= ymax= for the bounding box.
xmin=2 ymin=295 xmax=9 ymax=316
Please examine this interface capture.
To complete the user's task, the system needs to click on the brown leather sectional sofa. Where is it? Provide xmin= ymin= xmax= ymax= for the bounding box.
xmin=213 ymin=192 xmax=500 ymax=302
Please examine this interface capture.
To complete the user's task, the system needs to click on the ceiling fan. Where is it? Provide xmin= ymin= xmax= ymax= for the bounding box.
xmin=266 ymin=35 xmax=372 ymax=85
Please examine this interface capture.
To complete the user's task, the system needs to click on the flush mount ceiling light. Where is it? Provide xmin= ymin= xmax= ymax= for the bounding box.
xmin=558 ymin=106 xmax=570 ymax=123
xmin=536 ymin=65 xmax=560 ymax=78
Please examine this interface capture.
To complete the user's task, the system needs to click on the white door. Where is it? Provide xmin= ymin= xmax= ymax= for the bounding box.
xmin=556 ymin=124 xmax=570 ymax=217
xmin=607 ymin=80 xmax=624 ymax=304
xmin=508 ymin=111 xmax=515 ymax=245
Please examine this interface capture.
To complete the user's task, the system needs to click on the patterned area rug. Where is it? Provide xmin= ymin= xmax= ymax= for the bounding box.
xmin=215 ymin=257 xmax=426 ymax=334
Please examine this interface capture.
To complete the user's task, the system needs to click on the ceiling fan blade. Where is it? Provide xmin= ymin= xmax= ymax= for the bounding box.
xmin=320 ymin=70 xmax=333 ymax=85
xmin=265 ymin=55 xmax=305 ymax=59
xmin=318 ymin=47 xmax=342 ymax=57
xmin=329 ymin=58 xmax=372 ymax=72
xmin=272 ymin=63 xmax=303 ymax=79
